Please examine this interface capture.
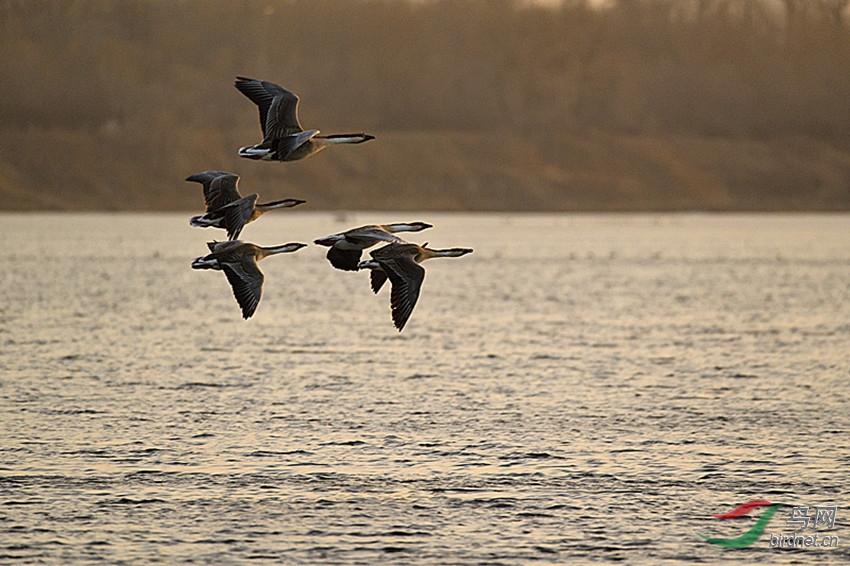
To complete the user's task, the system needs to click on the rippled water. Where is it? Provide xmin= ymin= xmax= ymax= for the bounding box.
xmin=1 ymin=212 xmax=848 ymax=564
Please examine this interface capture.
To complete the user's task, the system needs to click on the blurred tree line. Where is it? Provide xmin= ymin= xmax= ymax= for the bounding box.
xmin=2 ymin=0 xmax=850 ymax=211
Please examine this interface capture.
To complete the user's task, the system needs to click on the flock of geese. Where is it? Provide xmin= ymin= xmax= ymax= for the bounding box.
xmin=188 ymin=77 xmax=473 ymax=330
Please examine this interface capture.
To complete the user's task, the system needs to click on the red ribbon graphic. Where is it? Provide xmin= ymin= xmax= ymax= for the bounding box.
xmin=712 ymin=499 xmax=775 ymax=519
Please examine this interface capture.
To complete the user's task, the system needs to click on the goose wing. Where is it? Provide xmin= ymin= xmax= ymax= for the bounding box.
xmin=206 ymin=173 xmax=242 ymax=211
xmin=234 ymin=77 xmax=303 ymax=139
xmin=326 ymin=246 xmax=363 ymax=271
xmin=206 ymin=240 xmax=241 ymax=253
xmin=186 ymin=171 xmax=232 ymax=208
xmin=221 ymin=257 xmax=264 ymax=319
xmin=274 ymin=129 xmax=319 ymax=160
xmin=370 ymin=269 xmax=388 ymax=294
xmin=186 ymin=170 xmax=231 ymax=188
xmin=345 ymin=229 xmax=405 ymax=248
xmin=220 ymin=194 xmax=259 ymax=241
xmin=375 ymin=255 xmax=425 ymax=331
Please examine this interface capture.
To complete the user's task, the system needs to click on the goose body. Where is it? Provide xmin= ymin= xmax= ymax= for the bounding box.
xmin=191 ymin=240 xmax=306 ymax=319
xmin=234 ymin=77 xmax=374 ymax=162
xmin=186 ymin=171 xmax=305 ymax=241
xmin=314 ymin=222 xmax=433 ymax=271
xmin=358 ymin=242 xmax=473 ymax=331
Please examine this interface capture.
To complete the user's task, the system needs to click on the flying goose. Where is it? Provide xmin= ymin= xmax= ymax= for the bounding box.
xmin=358 ymin=242 xmax=473 ymax=331
xmin=313 ymin=222 xmax=433 ymax=271
xmin=234 ymin=76 xmax=374 ymax=162
xmin=191 ymin=240 xmax=306 ymax=319
xmin=186 ymin=171 xmax=305 ymax=241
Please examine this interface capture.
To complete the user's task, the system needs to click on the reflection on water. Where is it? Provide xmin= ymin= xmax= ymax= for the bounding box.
xmin=1 ymin=213 xmax=848 ymax=564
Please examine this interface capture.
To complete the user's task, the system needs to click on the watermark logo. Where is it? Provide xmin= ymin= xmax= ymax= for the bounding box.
xmin=697 ymin=500 xmax=840 ymax=549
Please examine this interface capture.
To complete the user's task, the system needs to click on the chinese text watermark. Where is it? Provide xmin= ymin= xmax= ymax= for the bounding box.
xmin=768 ymin=506 xmax=840 ymax=549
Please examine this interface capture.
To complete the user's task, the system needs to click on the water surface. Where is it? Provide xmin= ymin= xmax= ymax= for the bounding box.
xmin=1 ymin=213 xmax=848 ymax=564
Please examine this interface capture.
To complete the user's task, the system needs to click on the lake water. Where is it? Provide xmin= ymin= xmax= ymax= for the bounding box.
xmin=1 ymin=212 xmax=848 ymax=564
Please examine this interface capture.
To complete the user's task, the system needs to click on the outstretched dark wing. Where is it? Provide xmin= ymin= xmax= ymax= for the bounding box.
xmin=186 ymin=170 xmax=230 ymax=187
xmin=234 ymin=77 xmax=302 ymax=139
xmin=221 ymin=258 xmax=264 ymax=319
xmin=220 ymin=193 xmax=259 ymax=241
xmin=376 ymin=255 xmax=425 ymax=331
xmin=205 ymin=173 xmax=242 ymax=211
xmin=186 ymin=171 xmax=232 ymax=209
xmin=370 ymin=269 xmax=388 ymax=294
xmin=206 ymin=240 xmax=240 ymax=253
xmin=326 ymin=246 xmax=362 ymax=271
xmin=273 ymin=129 xmax=319 ymax=159
xmin=346 ymin=231 xmax=404 ymax=248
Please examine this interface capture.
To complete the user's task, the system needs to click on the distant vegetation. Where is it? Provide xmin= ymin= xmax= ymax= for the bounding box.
xmin=2 ymin=0 xmax=850 ymax=211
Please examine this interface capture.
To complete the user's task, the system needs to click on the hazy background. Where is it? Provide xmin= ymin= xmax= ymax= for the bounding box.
xmin=2 ymin=0 xmax=850 ymax=212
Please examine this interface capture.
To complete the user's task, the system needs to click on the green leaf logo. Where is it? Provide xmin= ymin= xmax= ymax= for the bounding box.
xmin=697 ymin=500 xmax=786 ymax=548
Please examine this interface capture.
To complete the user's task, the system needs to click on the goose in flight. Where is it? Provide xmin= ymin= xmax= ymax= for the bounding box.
xmin=234 ymin=76 xmax=374 ymax=162
xmin=191 ymin=240 xmax=306 ymax=319
xmin=186 ymin=171 xmax=305 ymax=241
xmin=358 ymin=242 xmax=473 ymax=331
xmin=313 ymin=222 xmax=433 ymax=271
